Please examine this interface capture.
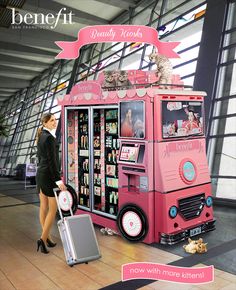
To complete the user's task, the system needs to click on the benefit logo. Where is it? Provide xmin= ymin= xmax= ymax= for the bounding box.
xmin=11 ymin=8 xmax=74 ymax=29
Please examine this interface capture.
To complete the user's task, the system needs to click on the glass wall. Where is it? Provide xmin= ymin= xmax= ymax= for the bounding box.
xmin=75 ymin=0 xmax=207 ymax=86
xmin=0 ymin=60 xmax=75 ymax=175
xmin=208 ymin=1 xmax=236 ymax=200
xmin=1 ymin=0 xmax=225 ymax=188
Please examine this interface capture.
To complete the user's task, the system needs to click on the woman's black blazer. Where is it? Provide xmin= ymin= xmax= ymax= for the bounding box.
xmin=36 ymin=129 xmax=60 ymax=197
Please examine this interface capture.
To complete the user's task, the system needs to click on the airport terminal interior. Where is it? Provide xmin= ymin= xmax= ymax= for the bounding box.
xmin=0 ymin=0 xmax=236 ymax=289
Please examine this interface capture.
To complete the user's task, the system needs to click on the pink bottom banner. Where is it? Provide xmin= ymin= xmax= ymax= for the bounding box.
xmin=122 ymin=263 xmax=214 ymax=284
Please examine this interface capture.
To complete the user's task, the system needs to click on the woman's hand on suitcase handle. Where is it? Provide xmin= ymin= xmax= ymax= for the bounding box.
xmin=58 ymin=182 xmax=67 ymax=191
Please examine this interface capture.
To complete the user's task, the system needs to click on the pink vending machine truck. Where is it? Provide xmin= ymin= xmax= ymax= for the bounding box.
xmin=58 ymin=70 xmax=215 ymax=245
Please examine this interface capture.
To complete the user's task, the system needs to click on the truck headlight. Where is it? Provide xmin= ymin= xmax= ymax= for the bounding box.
xmin=206 ymin=196 xmax=213 ymax=207
xmin=169 ymin=206 xmax=178 ymax=218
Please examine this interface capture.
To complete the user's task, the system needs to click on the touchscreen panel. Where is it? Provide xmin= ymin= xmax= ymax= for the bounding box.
xmin=120 ymin=144 xmax=139 ymax=163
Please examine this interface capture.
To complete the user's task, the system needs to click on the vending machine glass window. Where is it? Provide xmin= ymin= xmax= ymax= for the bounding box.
xmin=92 ymin=108 xmax=119 ymax=217
xmin=67 ymin=110 xmax=79 ymax=194
xmin=93 ymin=109 xmax=102 ymax=213
xmin=77 ymin=109 xmax=90 ymax=209
xmin=66 ymin=107 xmax=119 ymax=218
xmin=105 ymin=108 xmax=119 ymax=216
xmin=162 ymin=101 xmax=204 ymax=139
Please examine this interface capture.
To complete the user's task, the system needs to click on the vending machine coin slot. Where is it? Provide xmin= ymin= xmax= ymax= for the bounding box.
xmin=122 ymin=166 xmax=145 ymax=173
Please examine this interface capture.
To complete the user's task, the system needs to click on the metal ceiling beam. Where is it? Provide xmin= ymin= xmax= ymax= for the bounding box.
xmin=0 ymin=65 xmax=38 ymax=76
xmin=0 ymin=97 xmax=10 ymax=101
xmin=0 ymin=90 xmax=14 ymax=93
xmin=0 ymin=26 xmax=74 ymax=51
xmin=0 ymin=95 xmax=9 ymax=98
xmin=111 ymin=0 xmax=154 ymax=23
xmin=0 ymin=88 xmax=17 ymax=92
xmin=0 ymin=93 xmax=12 ymax=97
xmin=94 ymin=0 xmax=137 ymax=10
xmin=0 ymin=53 xmax=49 ymax=68
xmin=0 ymin=77 xmax=30 ymax=88
xmin=0 ymin=91 xmax=13 ymax=96
xmin=0 ymin=41 xmax=56 ymax=58
xmin=23 ymin=0 xmax=108 ymax=25
xmin=0 ymin=74 xmax=32 ymax=80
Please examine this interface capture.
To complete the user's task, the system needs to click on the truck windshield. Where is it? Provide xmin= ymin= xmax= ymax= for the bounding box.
xmin=162 ymin=101 xmax=204 ymax=139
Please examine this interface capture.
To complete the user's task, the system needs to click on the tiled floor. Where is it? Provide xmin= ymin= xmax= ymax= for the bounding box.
xmin=0 ymin=179 xmax=235 ymax=290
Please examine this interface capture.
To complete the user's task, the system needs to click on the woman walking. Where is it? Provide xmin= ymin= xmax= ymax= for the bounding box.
xmin=36 ymin=113 xmax=66 ymax=254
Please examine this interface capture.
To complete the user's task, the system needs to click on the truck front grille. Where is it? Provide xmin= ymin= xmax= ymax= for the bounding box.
xmin=178 ymin=193 xmax=205 ymax=220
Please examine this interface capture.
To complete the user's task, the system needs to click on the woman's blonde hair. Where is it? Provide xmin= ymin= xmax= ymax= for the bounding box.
xmin=36 ymin=112 xmax=54 ymax=144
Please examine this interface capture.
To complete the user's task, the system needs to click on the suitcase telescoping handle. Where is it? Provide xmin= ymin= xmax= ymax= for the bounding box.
xmin=53 ymin=187 xmax=73 ymax=219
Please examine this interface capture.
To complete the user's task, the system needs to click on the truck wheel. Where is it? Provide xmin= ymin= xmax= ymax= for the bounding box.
xmin=117 ymin=204 xmax=148 ymax=242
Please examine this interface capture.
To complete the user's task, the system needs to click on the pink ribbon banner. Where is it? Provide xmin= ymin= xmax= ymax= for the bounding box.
xmin=55 ymin=25 xmax=180 ymax=59
xmin=122 ymin=263 xmax=214 ymax=284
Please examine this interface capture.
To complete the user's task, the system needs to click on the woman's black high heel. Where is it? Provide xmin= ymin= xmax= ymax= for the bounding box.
xmin=37 ymin=239 xmax=49 ymax=254
xmin=46 ymin=238 xmax=57 ymax=248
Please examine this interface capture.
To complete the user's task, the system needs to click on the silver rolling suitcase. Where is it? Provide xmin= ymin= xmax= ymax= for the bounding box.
xmin=54 ymin=188 xmax=101 ymax=266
